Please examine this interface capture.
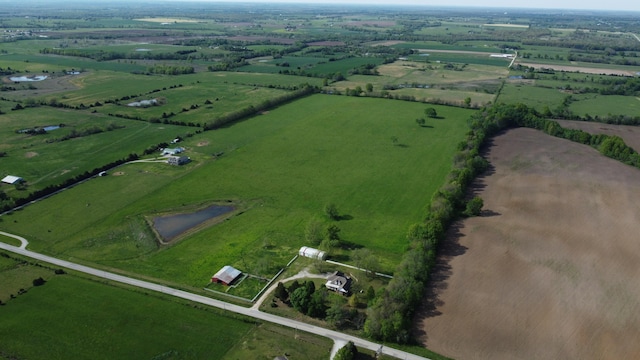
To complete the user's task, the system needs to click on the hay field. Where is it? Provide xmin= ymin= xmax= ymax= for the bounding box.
xmin=415 ymin=128 xmax=640 ymax=360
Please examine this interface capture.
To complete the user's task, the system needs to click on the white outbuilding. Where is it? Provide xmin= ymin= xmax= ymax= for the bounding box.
xmin=299 ymin=246 xmax=327 ymax=261
xmin=1 ymin=175 xmax=23 ymax=184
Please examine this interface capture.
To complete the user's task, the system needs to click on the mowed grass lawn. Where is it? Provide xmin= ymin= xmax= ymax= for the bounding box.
xmin=0 ymin=95 xmax=471 ymax=286
xmin=0 ymin=267 xmax=330 ymax=360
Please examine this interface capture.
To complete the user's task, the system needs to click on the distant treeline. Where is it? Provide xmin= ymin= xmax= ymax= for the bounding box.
xmin=145 ymin=65 xmax=194 ymax=75
xmin=39 ymin=48 xmax=202 ymax=62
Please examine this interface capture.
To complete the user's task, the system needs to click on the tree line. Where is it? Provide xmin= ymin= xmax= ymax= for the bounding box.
xmin=202 ymin=85 xmax=316 ymax=130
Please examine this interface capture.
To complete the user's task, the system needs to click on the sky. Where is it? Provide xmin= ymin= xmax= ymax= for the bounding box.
xmin=167 ymin=0 xmax=639 ymax=12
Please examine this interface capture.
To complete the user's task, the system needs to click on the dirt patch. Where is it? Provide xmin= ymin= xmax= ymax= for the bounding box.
xmin=24 ymin=152 xmax=38 ymax=158
xmin=556 ymin=119 xmax=640 ymax=152
xmin=112 ymin=171 xmax=125 ymax=176
xmin=197 ymin=141 xmax=210 ymax=147
xmin=516 ymin=62 xmax=637 ymax=76
xmin=415 ymin=128 xmax=640 ymax=360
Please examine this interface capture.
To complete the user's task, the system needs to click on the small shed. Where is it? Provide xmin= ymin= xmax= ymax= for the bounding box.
xmin=211 ymin=265 xmax=242 ymax=286
xmin=299 ymin=246 xmax=327 ymax=261
xmin=1 ymin=175 xmax=23 ymax=184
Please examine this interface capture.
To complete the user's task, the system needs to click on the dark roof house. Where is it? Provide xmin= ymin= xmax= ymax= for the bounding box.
xmin=325 ymin=271 xmax=351 ymax=295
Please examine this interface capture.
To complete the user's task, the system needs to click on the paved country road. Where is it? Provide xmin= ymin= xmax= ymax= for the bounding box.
xmin=0 ymin=239 xmax=428 ymax=360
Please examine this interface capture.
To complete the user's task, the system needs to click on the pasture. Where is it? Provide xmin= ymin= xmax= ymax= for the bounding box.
xmin=0 ymin=95 xmax=472 ymax=287
xmin=0 ymin=107 xmax=186 ymax=193
xmin=569 ymin=94 xmax=640 ymax=117
xmin=497 ymin=81 xmax=566 ymax=110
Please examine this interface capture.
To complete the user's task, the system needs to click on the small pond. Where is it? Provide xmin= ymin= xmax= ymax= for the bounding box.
xmin=153 ymin=205 xmax=234 ymax=241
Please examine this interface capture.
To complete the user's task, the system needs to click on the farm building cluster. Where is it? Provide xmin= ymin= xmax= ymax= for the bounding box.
xmin=160 ymin=147 xmax=190 ymax=166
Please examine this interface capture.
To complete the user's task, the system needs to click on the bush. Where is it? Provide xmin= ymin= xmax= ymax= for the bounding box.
xmin=464 ymin=196 xmax=484 ymax=217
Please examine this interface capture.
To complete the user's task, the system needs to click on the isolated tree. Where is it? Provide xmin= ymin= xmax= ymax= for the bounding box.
xmin=415 ymin=118 xmax=426 ymax=127
xmin=351 ymin=248 xmax=379 ymax=276
xmin=324 ymin=203 xmax=339 ymax=220
xmin=32 ymin=277 xmax=45 ymax=286
xmin=305 ymin=218 xmax=325 ymax=245
xmin=464 ymin=97 xmax=471 ymax=107
xmin=366 ymin=83 xmax=373 ymax=92
xmin=390 ymin=136 xmax=399 ymax=145
xmin=425 ymin=107 xmax=438 ymax=118
xmin=325 ymin=224 xmax=341 ymax=248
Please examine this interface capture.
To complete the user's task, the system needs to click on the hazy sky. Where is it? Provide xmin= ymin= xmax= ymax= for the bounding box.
xmin=170 ymin=0 xmax=639 ymax=12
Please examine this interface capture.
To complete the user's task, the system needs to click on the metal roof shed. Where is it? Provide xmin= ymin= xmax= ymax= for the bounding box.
xmin=1 ymin=175 xmax=23 ymax=184
xmin=298 ymin=246 xmax=327 ymax=260
xmin=211 ymin=265 xmax=242 ymax=286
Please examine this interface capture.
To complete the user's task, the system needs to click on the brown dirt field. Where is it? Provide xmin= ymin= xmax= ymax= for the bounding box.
xmin=24 ymin=152 xmax=37 ymax=158
xmin=516 ymin=62 xmax=638 ymax=76
xmin=556 ymin=119 xmax=640 ymax=152
xmin=415 ymin=128 xmax=640 ymax=360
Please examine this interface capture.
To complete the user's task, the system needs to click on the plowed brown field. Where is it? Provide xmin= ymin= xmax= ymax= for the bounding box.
xmin=415 ymin=127 xmax=640 ymax=360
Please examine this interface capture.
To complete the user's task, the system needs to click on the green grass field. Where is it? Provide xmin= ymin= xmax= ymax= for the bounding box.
xmin=0 ymin=258 xmax=331 ymax=360
xmin=497 ymin=81 xmax=566 ymax=110
xmin=0 ymin=95 xmax=471 ymax=287
xmin=0 ymin=107 xmax=186 ymax=193
xmin=569 ymin=94 xmax=640 ymax=117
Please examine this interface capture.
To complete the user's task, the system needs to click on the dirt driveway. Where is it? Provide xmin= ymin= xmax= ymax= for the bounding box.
xmin=415 ymin=127 xmax=640 ymax=360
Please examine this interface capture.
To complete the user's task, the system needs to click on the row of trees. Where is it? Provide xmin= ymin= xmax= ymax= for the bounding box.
xmin=363 ymin=103 xmax=492 ymax=343
xmin=44 ymin=123 xmax=125 ymax=143
xmin=145 ymin=65 xmax=195 ymax=75
xmin=202 ymin=85 xmax=316 ymax=130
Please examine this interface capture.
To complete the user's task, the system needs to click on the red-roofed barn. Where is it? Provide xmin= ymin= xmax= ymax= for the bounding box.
xmin=211 ymin=265 xmax=242 ymax=286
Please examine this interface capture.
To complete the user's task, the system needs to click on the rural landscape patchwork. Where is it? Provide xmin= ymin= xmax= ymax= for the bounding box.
xmin=1 ymin=1 xmax=639 ymax=359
